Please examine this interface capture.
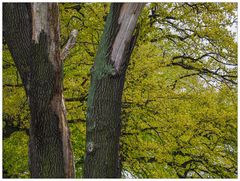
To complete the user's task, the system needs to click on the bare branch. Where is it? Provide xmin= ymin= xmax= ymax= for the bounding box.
xmin=65 ymin=94 xmax=88 ymax=102
xmin=60 ymin=29 xmax=78 ymax=61
xmin=3 ymin=83 xmax=23 ymax=88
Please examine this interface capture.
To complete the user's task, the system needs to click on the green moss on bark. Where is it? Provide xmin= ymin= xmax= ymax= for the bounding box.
xmin=86 ymin=4 xmax=121 ymax=118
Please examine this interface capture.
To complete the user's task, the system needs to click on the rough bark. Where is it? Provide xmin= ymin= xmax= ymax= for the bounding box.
xmin=83 ymin=3 xmax=144 ymax=178
xmin=3 ymin=3 xmax=32 ymax=96
xmin=3 ymin=3 xmax=75 ymax=178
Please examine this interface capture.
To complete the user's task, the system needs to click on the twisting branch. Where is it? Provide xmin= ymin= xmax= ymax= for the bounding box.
xmin=170 ymin=61 xmax=237 ymax=85
xmin=60 ymin=29 xmax=78 ymax=61
xmin=172 ymin=73 xmax=200 ymax=90
xmin=3 ymin=83 xmax=23 ymax=88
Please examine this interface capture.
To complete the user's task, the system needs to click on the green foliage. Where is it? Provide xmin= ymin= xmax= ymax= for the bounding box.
xmin=69 ymin=123 xmax=86 ymax=177
xmin=2 ymin=2 xmax=237 ymax=178
xmin=3 ymin=45 xmax=30 ymax=130
xmin=3 ymin=132 xmax=29 ymax=178
xmin=120 ymin=2 xmax=237 ymax=178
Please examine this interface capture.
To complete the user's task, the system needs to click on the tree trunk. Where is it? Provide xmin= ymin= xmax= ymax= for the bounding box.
xmin=83 ymin=3 xmax=144 ymax=178
xmin=3 ymin=3 xmax=75 ymax=178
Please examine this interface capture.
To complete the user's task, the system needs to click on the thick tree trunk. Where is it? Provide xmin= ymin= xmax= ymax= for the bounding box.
xmin=3 ymin=3 xmax=75 ymax=178
xmin=83 ymin=3 xmax=144 ymax=178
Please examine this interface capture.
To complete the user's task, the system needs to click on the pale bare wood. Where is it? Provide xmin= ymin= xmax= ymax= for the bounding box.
xmin=32 ymin=3 xmax=48 ymax=43
xmin=60 ymin=29 xmax=78 ymax=61
xmin=111 ymin=3 xmax=145 ymax=72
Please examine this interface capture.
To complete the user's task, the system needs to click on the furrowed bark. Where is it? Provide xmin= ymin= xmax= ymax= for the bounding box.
xmin=83 ymin=3 xmax=144 ymax=178
xmin=3 ymin=3 xmax=75 ymax=178
xmin=3 ymin=3 xmax=32 ymax=96
xmin=30 ymin=3 xmax=75 ymax=178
